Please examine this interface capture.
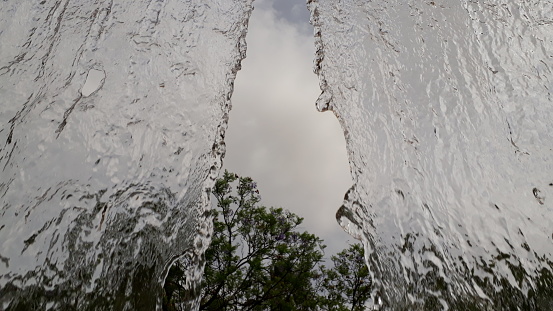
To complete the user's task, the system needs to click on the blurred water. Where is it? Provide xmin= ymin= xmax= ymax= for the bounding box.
xmin=0 ymin=1 xmax=253 ymax=310
xmin=308 ymin=0 xmax=553 ymax=310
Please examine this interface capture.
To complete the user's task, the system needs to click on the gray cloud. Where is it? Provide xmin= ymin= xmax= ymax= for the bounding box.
xmin=223 ymin=0 xmax=355 ymax=256
xmin=255 ymin=0 xmax=312 ymax=34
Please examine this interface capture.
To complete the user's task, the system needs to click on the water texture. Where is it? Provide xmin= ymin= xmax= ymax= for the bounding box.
xmin=308 ymin=0 xmax=553 ymax=310
xmin=0 ymin=1 xmax=253 ymax=310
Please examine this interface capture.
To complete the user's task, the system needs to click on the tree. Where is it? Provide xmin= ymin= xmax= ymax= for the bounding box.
xmin=163 ymin=171 xmax=373 ymax=311
xmin=321 ymin=244 xmax=372 ymax=311
xmin=164 ymin=171 xmax=327 ymax=311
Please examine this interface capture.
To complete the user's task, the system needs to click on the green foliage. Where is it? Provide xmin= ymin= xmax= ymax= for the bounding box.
xmin=163 ymin=171 xmax=372 ymax=311
xmin=321 ymin=244 xmax=372 ymax=311
xmin=201 ymin=171 xmax=326 ymax=311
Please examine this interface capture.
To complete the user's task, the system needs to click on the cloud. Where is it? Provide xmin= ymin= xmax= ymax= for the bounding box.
xmin=223 ymin=1 xmax=354 ymax=255
xmin=264 ymin=0 xmax=312 ymax=33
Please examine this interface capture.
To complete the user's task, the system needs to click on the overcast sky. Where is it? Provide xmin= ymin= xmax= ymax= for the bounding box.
xmin=223 ymin=0 xmax=354 ymax=257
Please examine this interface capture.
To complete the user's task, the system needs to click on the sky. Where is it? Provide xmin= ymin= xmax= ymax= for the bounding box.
xmin=222 ymin=0 xmax=354 ymax=257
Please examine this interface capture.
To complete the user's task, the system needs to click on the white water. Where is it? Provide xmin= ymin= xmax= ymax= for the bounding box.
xmin=309 ymin=0 xmax=553 ymax=310
xmin=0 ymin=1 xmax=252 ymax=310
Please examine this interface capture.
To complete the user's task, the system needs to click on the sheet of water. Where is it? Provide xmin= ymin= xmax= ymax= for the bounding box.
xmin=308 ymin=0 xmax=553 ymax=309
xmin=0 ymin=1 xmax=253 ymax=309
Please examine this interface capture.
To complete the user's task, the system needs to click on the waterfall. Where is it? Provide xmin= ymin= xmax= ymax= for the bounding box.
xmin=309 ymin=0 xmax=553 ymax=309
xmin=0 ymin=1 xmax=253 ymax=309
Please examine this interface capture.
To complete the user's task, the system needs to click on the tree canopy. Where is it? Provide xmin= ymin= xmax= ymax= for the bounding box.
xmin=163 ymin=171 xmax=372 ymax=311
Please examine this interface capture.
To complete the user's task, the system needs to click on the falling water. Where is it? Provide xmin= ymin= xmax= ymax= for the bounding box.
xmin=0 ymin=1 xmax=253 ymax=310
xmin=309 ymin=0 xmax=553 ymax=310
xmin=2 ymin=0 xmax=552 ymax=310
